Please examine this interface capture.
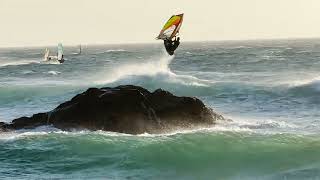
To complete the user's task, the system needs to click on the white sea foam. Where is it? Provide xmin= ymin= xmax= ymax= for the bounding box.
xmin=294 ymin=78 xmax=320 ymax=91
xmin=288 ymin=76 xmax=320 ymax=87
xmin=21 ymin=70 xmax=35 ymax=74
xmin=105 ymin=49 xmax=126 ymax=52
xmin=47 ymin=71 xmax=61 ymax=75
xmin=0 ymin=117 xmax=304 ymax=141
xmin=40 ymin=60 xmax=61 ymax=65
xmin=0 ymin=59 xmax=40 ymax=67
xmin=0 ymin=126 xmax=59 ymax=141
xmin=224 ymin=115 xmax=299 ymax=134
xmin=94 ymin=53 xmax=209 ymax=87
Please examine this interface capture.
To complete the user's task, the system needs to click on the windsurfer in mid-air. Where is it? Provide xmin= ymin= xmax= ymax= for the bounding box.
xmin=164 ymin=37 xmax=180 ymax=55
xmin=156 ymin=13 xmax=184 ymax=55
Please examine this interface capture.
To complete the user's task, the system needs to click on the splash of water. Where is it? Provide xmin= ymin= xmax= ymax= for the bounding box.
xmin=94 ymin=53 xmax=209 ymax=88
xmin=95 ymin=54 xmax=175 ymax=84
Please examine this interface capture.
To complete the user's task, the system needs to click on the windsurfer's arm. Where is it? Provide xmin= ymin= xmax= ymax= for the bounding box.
xmin=172 ymin=37 xmax=180 ymax=50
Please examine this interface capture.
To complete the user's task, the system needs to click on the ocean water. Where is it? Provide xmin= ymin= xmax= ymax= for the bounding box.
xmin=1 ymin=39 xmax=320 ymax=179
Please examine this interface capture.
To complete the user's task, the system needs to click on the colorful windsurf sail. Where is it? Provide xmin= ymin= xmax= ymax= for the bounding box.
xmin=156 ymin=13 xmax=184 ymax=40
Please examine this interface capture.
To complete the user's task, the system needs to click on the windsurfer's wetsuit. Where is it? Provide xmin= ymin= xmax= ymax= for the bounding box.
xmin=59 ymin=55 xmax=65 ymax=63
xmin=164 ymin=37 xmax=180 ymax=55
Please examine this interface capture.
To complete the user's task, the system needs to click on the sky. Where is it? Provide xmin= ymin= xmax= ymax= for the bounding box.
xmin=0 ymin=0 xmax=319 ymax=47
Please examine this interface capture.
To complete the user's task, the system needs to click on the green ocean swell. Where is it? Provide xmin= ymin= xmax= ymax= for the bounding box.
xmin=0 ymin=131 xmax=320 ymax=179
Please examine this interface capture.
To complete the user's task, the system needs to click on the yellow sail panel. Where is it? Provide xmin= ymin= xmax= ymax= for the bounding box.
xmin=157 ymin=14 xmax=184 ymax=40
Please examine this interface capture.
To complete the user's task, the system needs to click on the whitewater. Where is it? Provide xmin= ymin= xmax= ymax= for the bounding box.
xmin=1 ymin=40 xmax=320 ymax=179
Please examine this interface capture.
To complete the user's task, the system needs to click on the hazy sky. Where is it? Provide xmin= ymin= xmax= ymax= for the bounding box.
xmin=0 ymin=0 xmax=319 ymax=47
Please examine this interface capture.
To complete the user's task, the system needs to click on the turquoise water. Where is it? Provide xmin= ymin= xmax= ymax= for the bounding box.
xmin=1 ymin=39 xmax=320 ymax=179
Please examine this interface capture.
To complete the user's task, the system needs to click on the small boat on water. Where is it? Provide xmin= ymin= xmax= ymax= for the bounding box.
xmin=43 ymin=43 xmax=64 ymax=63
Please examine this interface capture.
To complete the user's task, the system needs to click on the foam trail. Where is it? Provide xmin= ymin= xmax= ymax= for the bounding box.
xmin=105 ymin=49 xmax=126 ymax=52
xmin=40 ymin=60 xmax=61 ymax=65
xmin=47 ymin=71 xmax=61 ymax=75
xmin=285 ymin=76 xmax=320 ymax=87
xmin=0 ymin=59 xmax=40 ymax=67
xmin=291 ymin=77 xmax=320 ymax=91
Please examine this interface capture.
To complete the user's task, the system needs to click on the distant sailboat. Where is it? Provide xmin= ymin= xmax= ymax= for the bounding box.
xmin=44 ymin=48 xmax=50 ymax=61
xmin=72 ymin=44 xmax=82 ymax=55
xmin=57 ymin=43 xmax=64 ymax=63
xmin=43 ymin=43 xmax=65 ymax=63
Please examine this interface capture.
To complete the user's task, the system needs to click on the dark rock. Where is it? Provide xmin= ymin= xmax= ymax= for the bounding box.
xmin=1 ymin=85 xmax=224 ymax=134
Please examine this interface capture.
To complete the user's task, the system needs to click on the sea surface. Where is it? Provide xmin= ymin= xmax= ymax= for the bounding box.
xmin=1 ymin=39 xmax=320 ymax=179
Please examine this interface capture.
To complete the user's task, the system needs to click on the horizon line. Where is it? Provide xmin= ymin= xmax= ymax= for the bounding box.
xmin=0 ymin=36 xmax=319 ymax=49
